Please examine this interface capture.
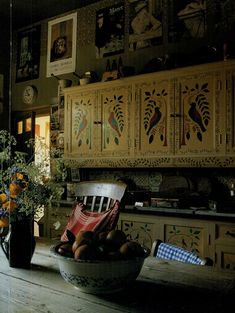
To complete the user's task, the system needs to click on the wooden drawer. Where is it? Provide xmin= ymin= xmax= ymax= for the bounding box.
xmin=216 ymin=224 xmax=235 ymax=242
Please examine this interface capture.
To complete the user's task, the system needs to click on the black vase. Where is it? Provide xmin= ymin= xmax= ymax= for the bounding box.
xmin=0 ymin=219 xmax=36 ymax=269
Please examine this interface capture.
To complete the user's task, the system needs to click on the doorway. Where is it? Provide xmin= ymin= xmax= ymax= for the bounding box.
xmin=34 ymin=114 xmax=50 ymax=236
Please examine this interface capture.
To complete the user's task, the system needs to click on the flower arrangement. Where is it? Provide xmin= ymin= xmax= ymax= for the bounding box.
xmin=0 ymin=130 xmax=63 ymax=228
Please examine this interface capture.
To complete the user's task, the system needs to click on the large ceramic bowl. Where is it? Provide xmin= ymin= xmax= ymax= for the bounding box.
xmin=51 ymin=244 xmax=149 ymax=294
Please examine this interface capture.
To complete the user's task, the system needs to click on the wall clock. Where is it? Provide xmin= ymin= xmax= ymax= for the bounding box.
xmin=22 ymin=85 xmax=38 ymax=104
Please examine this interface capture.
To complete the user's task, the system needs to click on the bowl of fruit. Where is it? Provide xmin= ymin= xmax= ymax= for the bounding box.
xmin=51 ymin=229 xmax=150 ymax=294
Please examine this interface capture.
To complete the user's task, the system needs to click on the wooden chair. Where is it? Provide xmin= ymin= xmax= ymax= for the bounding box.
xmin=75 ymin=180 xmax=127 ymax=212
xmin=150 ymin=239 xmax=212 ymax=266
xmin=61 ymin=181 xmax=127 ymax=242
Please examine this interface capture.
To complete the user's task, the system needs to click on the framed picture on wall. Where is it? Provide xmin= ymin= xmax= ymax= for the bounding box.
xmin=95 ymin=3 xmax=125 ymax=59
xmin=128 ymin=0 xmax=163 ymax=51
xmin=15 ymin=25 xmax=41 ymax=82
xmin=46 ymin=12 xmax=77 ymax=77
xmin=168 ymin=0 xmax=207 ymax=43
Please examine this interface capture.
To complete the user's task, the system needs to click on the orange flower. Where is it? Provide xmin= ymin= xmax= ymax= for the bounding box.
xmin=0 ymin=193 xmax=7 ymax=204
xmin=0 ymin=218 xmax=9 ymax=228
xmin=9 ymin=183 xmax=23 ymax=198
xmin=2 ymin=200 xmax=18 ymax=212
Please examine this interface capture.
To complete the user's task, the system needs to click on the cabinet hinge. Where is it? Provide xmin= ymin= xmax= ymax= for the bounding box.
xmin=208 ymin=234 xmax=211 ymax=245
xmin=214 ymin=251 xmax=217 ymax=264
xmin=217 ymin=80 xmax=222 ymax=91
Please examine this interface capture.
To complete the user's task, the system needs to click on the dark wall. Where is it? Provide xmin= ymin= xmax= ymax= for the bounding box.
xmin=1 ymin=0 xmax=235 ymax=115
xmin=0 ymin=7 xmax=10 ymax=130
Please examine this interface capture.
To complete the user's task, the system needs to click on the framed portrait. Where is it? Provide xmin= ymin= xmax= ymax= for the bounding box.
xmin=168 ymin=0 xmax=207 ymax=42
xmin=15 ymin=25 xmax=41 ymax=82
xmin=128 ymin=0 xmax=163 ymax=51
xmin=95 ymin=3 xmax=125 ymax=59
xmin=46 ymin=13 xmax=77 ymax=77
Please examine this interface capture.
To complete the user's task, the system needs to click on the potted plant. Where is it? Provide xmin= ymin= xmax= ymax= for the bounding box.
xmin=0 ymin=130 xmax=63 ymax=268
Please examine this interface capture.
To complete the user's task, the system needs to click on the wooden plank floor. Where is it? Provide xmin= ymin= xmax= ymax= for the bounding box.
xmin=0 ymin=238 xmax=234 ymax=313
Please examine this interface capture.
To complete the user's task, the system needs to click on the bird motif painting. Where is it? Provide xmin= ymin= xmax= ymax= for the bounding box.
xmin=76 ymin=113 xmax=88 ymax=139
xmin=146 ymin=106 xmax=162 ymax=135
xmin=108 ymin=110 xmax=121 ymax=137
xmin=188 ymin=102 xmax=206 ymax=132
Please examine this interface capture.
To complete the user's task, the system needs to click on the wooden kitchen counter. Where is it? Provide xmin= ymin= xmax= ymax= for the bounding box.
xmin=0 ymin=238 xmax=235 ymax=313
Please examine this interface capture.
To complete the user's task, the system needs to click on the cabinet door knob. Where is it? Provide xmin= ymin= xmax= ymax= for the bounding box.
xmin=170 ymin=113 xmax=182 ymax=117
xmin=94 ymin=121 xmax=102 ymax=125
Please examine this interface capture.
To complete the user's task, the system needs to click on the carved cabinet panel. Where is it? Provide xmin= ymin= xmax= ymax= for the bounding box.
xmin=118 ymin=214 xmax=158 ymax=250
xmin=163 ymin=223 xmax=206 ymax=256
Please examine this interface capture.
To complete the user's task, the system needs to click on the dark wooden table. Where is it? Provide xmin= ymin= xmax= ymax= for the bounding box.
xmin=0 ymin=238 xmax=234 ymax=313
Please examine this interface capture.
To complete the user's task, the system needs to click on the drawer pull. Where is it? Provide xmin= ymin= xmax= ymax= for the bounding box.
xmin=225 ymin=231 xmax=235 ymax=238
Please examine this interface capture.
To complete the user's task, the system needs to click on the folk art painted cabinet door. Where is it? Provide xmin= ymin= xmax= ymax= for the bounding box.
xmin=174 ymin=69 xmax=224 ymax=160
xmin=161 ymin=218 xmax=213 ymax=259
xmin=98 ymin=84 xmax=132 ymax=157
xmin=134 ymin=76 xmax=174 ymax=158
xmin=118 ymin=213 xmax=158 ymax=250
xmin=65 ymin=90 xmax=98 ymax=158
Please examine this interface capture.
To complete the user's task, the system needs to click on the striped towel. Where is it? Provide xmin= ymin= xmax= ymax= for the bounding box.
xmin=156 ymin=242 xmax=206 ymax=265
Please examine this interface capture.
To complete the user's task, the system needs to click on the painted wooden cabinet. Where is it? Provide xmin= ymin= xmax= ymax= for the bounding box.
xmin=43 ymin=205 xmax=235 ymax=271
xmin=118 ymin=212 xmax=235 ymax=271
xmin=133 ymin=65 xmax=225 ymax=166
xmin=158 ymin=217 xmax=214 ymax=258
xmin=64 ymin=60 xmax=235 ymax=167
xmin=215 ymin=222 xmax=235 ymax=271
xmin=118 ymin=213 xmax=213 ymax=259
xmin=64 ymin=81 xmax=132 ymax=160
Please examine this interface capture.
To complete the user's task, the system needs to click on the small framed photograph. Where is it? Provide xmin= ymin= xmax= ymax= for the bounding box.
xmin=16 ymin=25 xmax=41 ymax=82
